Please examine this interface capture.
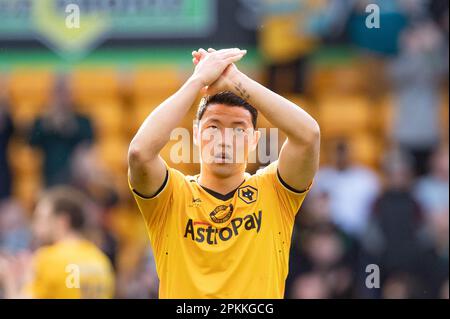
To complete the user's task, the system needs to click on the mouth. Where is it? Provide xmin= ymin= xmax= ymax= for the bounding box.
xmin=214 ymin=153 xmax=232 ymax=163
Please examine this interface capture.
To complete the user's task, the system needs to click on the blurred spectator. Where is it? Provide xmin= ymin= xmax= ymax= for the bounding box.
xmin=71 ymin=146 xmax=119 ymax=210
xmin=71 ymin=146 xmax=119 ymax=268
xmin=29 ymin=77 xmax=94 ymax=186
xmin=290 ymin=272 xmax=330 ymax=299
xmin=116 ymin=248 xmax=158 ymax=299
xmin=415 ymin=206 xmax=449 ymax=298
xmin=0 ymin=200 xmax=31 ymax=254
xmin=422 ymin=211 xmax=449 ymax=259
xmin=303 ymin=225 xmax=355 ymax=297
xmin=362 ymin=149 xmax=448 ymax=297
xmin=259 ymin=0 xmax=327 ymax=93
xmin=287 ymin=192 xmax=359 ymax=299
xmin=381 ymin=273 xmax=418 ymax=299
xmin=0 ymin=186 xmax=115 ymax=298
xmin=414 ymin=145 xmax=449 ymax=217
xmin=389 ymin=21 xmax=448 ymax=176
xmin=313 ymin=141 xmax=380 ymax=238
xmin=0 ymin=99 xmax=14 ymax=200
xmin=428 ymin=0 xmax=449 ymax=34
xmin=366 ymin=149 xmax=423 ymax=277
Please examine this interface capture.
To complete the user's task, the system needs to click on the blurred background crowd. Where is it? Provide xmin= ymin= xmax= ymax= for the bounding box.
xmin=0 ymin=0 xmax=448 ymax=298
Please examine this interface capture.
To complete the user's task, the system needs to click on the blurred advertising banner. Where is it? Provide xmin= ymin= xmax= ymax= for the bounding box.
xmin=0 ymin=0 xmax=217 ymax=59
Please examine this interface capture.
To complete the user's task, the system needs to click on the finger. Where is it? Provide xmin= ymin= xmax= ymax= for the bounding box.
xmin=223 ymin=53 xmax=245 ymax=65
xmin=215 ymin=48 xmax=241 ymax=55
xmin=220 ymin=50 xmax=246 ymax=61
xmin=195 ymin=48 xmax=209 ymax=61
xmin=192 ymin=51 xmax=202 ymax=60
xmin=207 ymin=48 xmax=216 ymax=53
xmin=221 ymin=52 xmax=246 ymax=63
xmin=208 ymin=48 xmax=239 ymax=58
xmin=218 ymin=48 xmax=246 ymax=57
xmin=198 ymin=48 xmax=208 ymax=56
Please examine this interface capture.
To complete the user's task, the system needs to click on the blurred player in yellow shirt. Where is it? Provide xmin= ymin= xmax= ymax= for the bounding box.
xmin=128 ymin=48 xmax=320 ymax=298
xmin=0 ymin=187 xmax=114 ymax=299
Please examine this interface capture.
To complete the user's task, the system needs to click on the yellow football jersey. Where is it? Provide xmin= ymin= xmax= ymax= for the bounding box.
xmin=130 ymin=161 xmax=310 ymax=298
xmin=26 ymin=239 xmax=115 ymax=299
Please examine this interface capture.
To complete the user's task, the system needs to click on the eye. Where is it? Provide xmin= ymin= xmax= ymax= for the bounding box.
xmin=207 ymin=125 xmax=218 ymax=130
xmin=234 ymin=127 xmax=245 ymax=134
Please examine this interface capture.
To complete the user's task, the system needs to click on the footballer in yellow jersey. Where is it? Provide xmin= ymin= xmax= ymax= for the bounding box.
xmin=128 ymin=48 xmax=320 ymax=298
xmin=130 ymin=161 xmax=310 ymax=298
xmin=0 ymin=187 xmax=115 ymax=299
xmin=25 ymin=239 xmax=114 ymax=299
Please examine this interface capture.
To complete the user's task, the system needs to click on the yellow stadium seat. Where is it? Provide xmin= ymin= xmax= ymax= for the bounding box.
xmin=308 ymin=57 xmax=386 ymax=97
xmin=13 ymin=175 xmax=42 ymax=213
xmin=349 ymin=133 xmax=383 ymax=168
xmin=84 ymin=99 xmax=125 ymax=138
xmin=109 ymin=205 xmax=148 ymax=245
xmin=130 ymin=96 xmax=169 ymax=133
xmin=95 ymin=137 xmax=128 ymax=173
xmin=377 ymin=94 xmax=395 ymax=137
xmin=8 ymin=69 xmax=54 ymax=106
xmin=10 ymin=98 xmax=47 ymax=126
xmin=8 ymin=142 xmax=42 ymax=176
xmin=130 ymin=68 xmax=184 ymax=99
xmin=317 ymin=94 xmax=374 ymax=138
xmin=330 ymin=65 xmax=367 ymax=95
xmin=285 ymin=94 xmax=317 ymax=118
xmin=70 ymin=69 xmax=121 ymax=106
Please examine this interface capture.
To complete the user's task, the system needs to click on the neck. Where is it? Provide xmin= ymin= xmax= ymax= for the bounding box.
xmin=198 ymin=167 xmax=246 ymax=195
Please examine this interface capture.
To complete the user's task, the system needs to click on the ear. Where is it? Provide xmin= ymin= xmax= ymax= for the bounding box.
xmin=249 ymin=129 xmax=260 ymax=152
xmin=193 ymin=123 xmax=200 ymax=147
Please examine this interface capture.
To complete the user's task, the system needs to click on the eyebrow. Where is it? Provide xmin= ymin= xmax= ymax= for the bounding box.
xmin=231 ymin=121 xmax=248 ymax=126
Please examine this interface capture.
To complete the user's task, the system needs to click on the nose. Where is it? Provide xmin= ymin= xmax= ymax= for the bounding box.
xmin=218 ymin=128 xmax=235 ymax=149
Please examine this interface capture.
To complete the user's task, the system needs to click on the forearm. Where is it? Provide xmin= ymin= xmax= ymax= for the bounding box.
xmin=228 ymin=72 xmax=320 ymax=144
xmin=129 ymin=75 xmax=203 ymax=158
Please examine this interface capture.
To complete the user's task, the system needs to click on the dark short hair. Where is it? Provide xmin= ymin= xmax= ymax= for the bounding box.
xmin=43 ymin=186 xmax=87 ymax=231
xmin=196 ymin=91 xmax=258 ymax=128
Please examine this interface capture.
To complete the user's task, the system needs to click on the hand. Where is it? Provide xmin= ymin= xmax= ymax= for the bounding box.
xmin=191 ymin=48 xmax=246 ymax=91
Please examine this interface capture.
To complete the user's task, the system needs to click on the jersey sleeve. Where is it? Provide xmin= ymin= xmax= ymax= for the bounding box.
xmin=256 ymin=160 xmax=312 ymax=223
xmin=128 ymin=162 xmax=186 ymax=242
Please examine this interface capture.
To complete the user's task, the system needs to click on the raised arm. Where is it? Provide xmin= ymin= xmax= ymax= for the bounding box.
xmin=230 ymin=71 xmax=320 ymax=191
xmin=193 ymin=48 xmax=320 ymax=191
xmin=128 ymin=48 xmax=247 ymax=196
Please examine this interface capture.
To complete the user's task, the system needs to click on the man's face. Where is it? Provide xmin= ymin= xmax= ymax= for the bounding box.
xmin=32 ymin=199 xmax=56 ymax=245
xmin=195 ymin=104 xmax=259 ymax=177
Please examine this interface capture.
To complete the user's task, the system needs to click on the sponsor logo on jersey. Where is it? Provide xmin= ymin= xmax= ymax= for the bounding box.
xmin=209 ymin=204 xmax=233 ymax=223
xmin=184 ymin=211 xmax=262 ymax=245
